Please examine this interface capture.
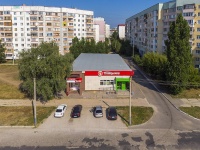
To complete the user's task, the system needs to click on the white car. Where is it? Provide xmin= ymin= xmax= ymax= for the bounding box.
xmin=54 ymin=104 xmax=67 ymax=118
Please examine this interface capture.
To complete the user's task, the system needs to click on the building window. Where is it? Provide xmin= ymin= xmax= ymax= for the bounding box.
xmin=197 ymin=28 xmax=200 ymax=32
xmin=187 ymin=20 xmax=193 ymax=25
xmin=196 ymin=57 xmax=200 ymax=61
xmin=198 ymin=20 xmax=200 ymax=24
xmin=100 ymin=80 xmax=114 ymax=85
xmin=198 ymin=13 xmax=200 ymax=16
xmin=197 ymin=43 xmax=200 ymax=48
xmin=197 ymin=35 xmax=200 ymax=39
xmin=196 ymin=50 xmax=200 ymax=54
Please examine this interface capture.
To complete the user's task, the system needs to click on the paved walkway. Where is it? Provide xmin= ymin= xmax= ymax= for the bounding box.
xmin=0 ymin=96 xmax=200 ymax=108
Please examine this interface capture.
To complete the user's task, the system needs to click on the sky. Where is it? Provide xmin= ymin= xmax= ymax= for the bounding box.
xmin=1 ymin=0 xmax=170 ymax=28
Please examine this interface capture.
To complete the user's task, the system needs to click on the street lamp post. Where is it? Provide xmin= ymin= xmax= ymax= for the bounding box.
xmin=129 ymin=76 xmax=132 ymax=125
xmin=33 ymin=77 xmax=37 ymax=127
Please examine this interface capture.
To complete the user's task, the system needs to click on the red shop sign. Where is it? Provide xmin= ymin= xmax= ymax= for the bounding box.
xmin=85 ymin=70 xmax=134 ymax=76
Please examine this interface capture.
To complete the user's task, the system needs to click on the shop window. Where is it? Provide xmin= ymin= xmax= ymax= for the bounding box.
xmin=100 ymin=80 xmax=114 ymax=85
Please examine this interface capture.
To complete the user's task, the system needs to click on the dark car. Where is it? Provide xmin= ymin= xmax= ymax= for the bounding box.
xmin=71 ymin=105 xmax=82 ymax=118
xmin=107 ymin=107 xmax=117 ymax=120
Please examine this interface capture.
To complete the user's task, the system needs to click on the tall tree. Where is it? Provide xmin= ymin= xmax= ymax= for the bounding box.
xmin=18 ymin=41 xmax=74 ymax=101
xmin=110 ymin=31 xmax=121 ymax=53
xmin=165 ymin=13 xmax=192 ymax=94
xmin=0 ymin=40 xmax=6 ymax=63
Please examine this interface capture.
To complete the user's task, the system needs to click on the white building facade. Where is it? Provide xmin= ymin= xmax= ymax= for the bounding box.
xmin=118 ymin=24 xmax=125 ymax=39
xmin=0 ymin=5 xmax=94 ymax=59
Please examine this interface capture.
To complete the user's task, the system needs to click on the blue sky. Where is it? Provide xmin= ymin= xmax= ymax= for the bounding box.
xmin=1 ymin=0 xmax=170 ymax=28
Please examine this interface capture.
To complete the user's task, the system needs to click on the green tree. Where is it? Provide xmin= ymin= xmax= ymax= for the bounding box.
xmin=0 ymin=40 xmax=6 ymax=63
xmin=142 ymin=52 xmax=167 ymax=79
xmin=165 ymin=13 xmax=192 ymax=94
xmin=18 ymin=41 xmax=74 ymax=101
xmin=110 ymin=31 xmax=121 ymax=53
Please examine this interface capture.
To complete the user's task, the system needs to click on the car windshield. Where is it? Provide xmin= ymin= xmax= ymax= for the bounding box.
xmin=56 ymin=109 xmax=62 ymax=112
xmin=73 ymin=107 xmax=80 ymax=113
xmin=96 ymin=110 xmax=102 ymax=113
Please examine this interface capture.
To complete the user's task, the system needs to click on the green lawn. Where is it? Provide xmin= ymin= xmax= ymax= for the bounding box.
xmin=0 ymin=106 xmax=56 ymax=126
xmin=116 ymin=106 xmax=154 ymax=126
xmin=179 ymin=106 xmax=200 ymax=119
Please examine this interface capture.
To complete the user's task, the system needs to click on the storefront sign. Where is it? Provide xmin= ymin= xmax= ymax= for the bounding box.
xmin=85 ymin=71 xmax=134 ymax=76
xmin=66 ymin=78 xmax=82 ymax=83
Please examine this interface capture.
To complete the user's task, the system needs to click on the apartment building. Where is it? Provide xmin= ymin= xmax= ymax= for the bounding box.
xmin=105 ymin=24 xmax=110 ymax=38
xmin=0 ymin=5 xmax=94 ymax=59
xmin=94 ymin=17 xmax=106 ymax=42
xmin=118 ymin=24 xmax=125 ymax=39
xmin=125 ymin=0 xmax=200 ymax=68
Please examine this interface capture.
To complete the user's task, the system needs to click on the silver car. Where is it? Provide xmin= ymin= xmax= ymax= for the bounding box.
xmin=93 ymin=106 xmax=103 ymax=118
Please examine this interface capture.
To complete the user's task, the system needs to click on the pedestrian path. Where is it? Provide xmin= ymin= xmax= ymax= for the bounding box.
xmin=0 ymin=97 xmax=150 ymax=108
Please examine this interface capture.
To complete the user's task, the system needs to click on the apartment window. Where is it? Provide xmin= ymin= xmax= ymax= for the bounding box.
xmin=78 ymin=19 xmax=80 ymax=22
xmin=20 ymin=17 xmax=23 ymax=20
xmin=196 ymin=50 xmax=200 ymax=54
xmin=13 ymin=23 xmax=17 ymax=26
xmin=21 ymin=33 xmax=24 ymax=36
xmin=198 ymin=20 xmax=200 ymax=24
xmin=14 ymin=17 xmax=17 ymax=20
xmin=20 ymin=23 xmax=23 ymax=26
xmin=47 ymin=33 xmax=52 ymax=37
xmin=197 ymin=35 xmax=200 ymax=39
xmin=196 ymin=58 xmax=200 ymax=61
xmin=47 ymin=23 xmax=52 ymax=26
xmin=15 ymin=38 xmax=18 ymax=41
xmin=21 ymin=44 xmax=24 ymax=47
xmin=26 ymin=17 xmax=29 ymax=21
xmin=177 ymin=6 xmax=182 ymax=11
xmin=74 ymin=19 xmax=76 ymax=21
xmin=197 ymin=43 xmax=200 ymax=48
xmin=184 ymin=4 xmax=194 ymax=9
xmin=197 ymin=28 xmax=200 ymax=32
xmin=187 ymin=20 xmax=193 ymax=25
xmin=183 ymin=12 xmax=194 ymax=17
xmin=27 ymin=38 xmax=30 ymax=41
xmin=14 ymin=28 xmax=17 ymax=31
xmin=198 ymin=13 xmax=200 ymax=16
xmin=15 ymin=44 xmax=18 ymax=47
xmin=4 ymin=11 xmax=10 ymax=14
xmin=20 ymin=12 xmax=23 ymax=15
xmin=27 ymin=28 xmax=30 ymax=31
xmin=15 ymin=33 xmax=17 ymax=36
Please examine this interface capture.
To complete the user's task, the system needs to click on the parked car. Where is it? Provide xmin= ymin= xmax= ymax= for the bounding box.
xmin=107 ymin=106 xmax=117 ymax=120
xmin=54 ymin=104 xmax=67 ymax=118
xmin=71 ymin=105 xmax=82 ymax=118
xmin=93 ymin=106 xmax=103 ymax=118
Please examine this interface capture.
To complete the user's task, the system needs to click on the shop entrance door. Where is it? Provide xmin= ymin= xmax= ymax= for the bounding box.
xmin=115 ymin=78 xmax=130 ymax=91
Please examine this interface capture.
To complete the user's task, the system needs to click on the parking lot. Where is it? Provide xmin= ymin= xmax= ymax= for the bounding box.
xmin=38 ymin=106 xmax=127 ymax=130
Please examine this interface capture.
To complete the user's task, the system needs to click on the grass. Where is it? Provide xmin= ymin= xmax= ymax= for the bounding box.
xmin=171 ymin=88 xmax=200 ymax=99
xmin=179 ymin=106 xmax=200 ymax=119
xmin=0 ymin=80 xmax=25 ymax=99
xmin=116 ymin=106 xmax=154 ymax=126
xmin=0 ymin=106 xmax=56 ymax=126
xmin=0 ymin=65 xmax=19 ymax=73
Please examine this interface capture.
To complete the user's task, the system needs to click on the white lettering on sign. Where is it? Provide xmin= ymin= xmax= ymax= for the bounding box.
xmin=103 ymin=71 xmax=120 ymax=75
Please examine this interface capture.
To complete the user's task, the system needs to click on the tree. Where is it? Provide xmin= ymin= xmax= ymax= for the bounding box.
xmin=18 ymin=41 xmax=74 ymax=101
xmin=142 ymin=52 xmax=167 ymax=79
xmin=165 ymin=13 xmax=192 ymax=94
xmin=0 ymin=40 xmax=6 ymax=63
xmin=110 ymin=31 xmax=121 ymax=53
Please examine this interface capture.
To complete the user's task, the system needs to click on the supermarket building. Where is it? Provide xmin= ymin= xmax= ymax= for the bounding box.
xmin=66 ymin=53 xmax=134 ymax=95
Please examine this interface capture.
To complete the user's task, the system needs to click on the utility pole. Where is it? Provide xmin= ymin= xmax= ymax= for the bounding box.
xmin=129 ymin=77 xmax=132 ymax=125
xmin=33 ymin=77 xmax=37 ymax=127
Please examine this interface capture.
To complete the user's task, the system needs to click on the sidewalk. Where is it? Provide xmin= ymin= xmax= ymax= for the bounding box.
xmin=0 ymin=97 xmax=150 ymax=108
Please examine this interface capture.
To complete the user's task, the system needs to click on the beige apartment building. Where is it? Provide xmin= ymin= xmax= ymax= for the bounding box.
xmin=126 ymin=0 xmax=200 ymax=68
xmin=0 ymin=5 xmax=94 ymax=59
